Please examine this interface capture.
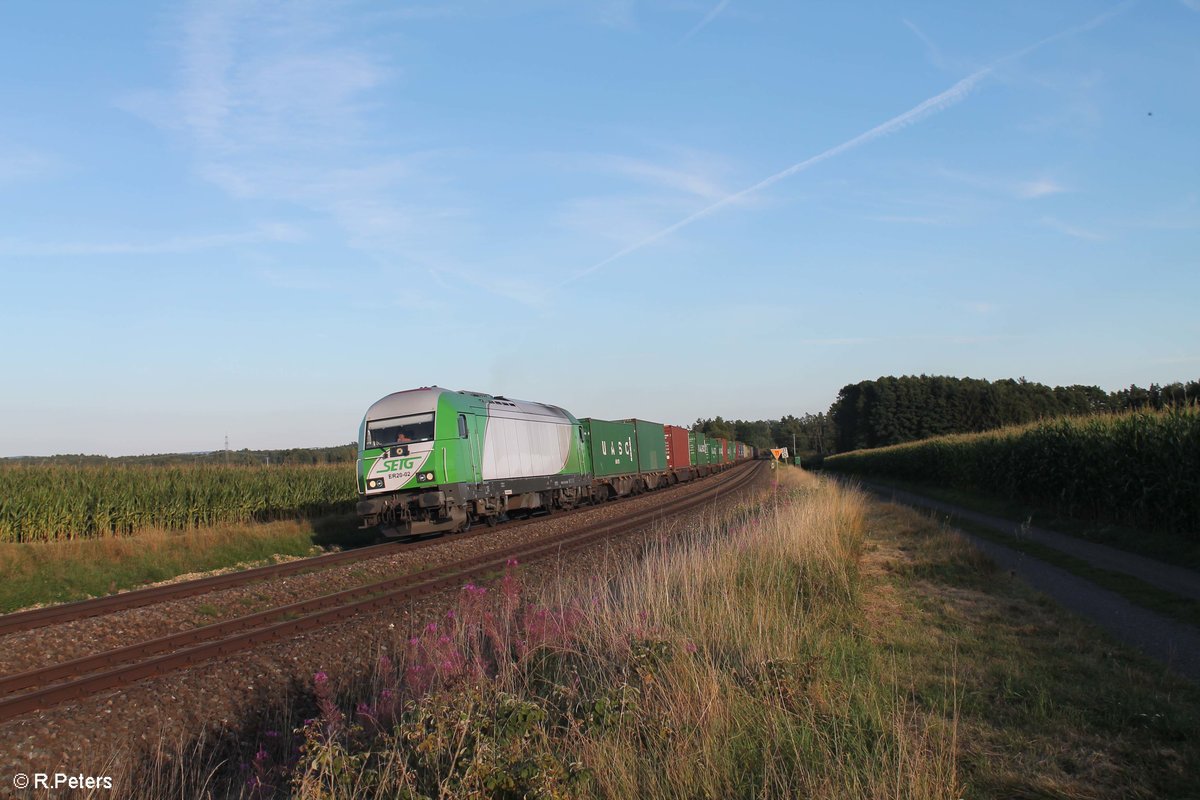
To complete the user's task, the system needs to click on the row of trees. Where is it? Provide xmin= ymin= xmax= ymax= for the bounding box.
xmin=694 ymin=376 xmax=1199 ymax=458
xmin=7 ymin=443 xmax=359 ymax=468
xmin=692 ymin=414 xmax=835 ymax=457
xmin=830 ymin=376 xmax=1200 ymax=452
xmin=11 ymin=376 xmax=1197 ymax=468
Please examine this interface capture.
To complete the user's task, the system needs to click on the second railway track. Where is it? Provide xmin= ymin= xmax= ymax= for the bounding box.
xmin=0 ymin=463 xmax=743 ymax=638
xmin=0 ymin=462 xmax=762 ymax=723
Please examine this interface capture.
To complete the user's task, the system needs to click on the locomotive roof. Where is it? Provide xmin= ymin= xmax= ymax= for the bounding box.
xmin=364 ymin=387 xmax=578 ymax=423
xmin=363 ymin=386 xmax=448 ymax=421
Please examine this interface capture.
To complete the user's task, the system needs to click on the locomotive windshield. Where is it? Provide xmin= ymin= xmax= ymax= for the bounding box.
xmin=365 ymin=413 xmax=435 ymax=448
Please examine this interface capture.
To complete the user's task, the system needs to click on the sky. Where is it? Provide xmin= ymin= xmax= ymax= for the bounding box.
xmin=1 ymin=1 xmax=1198 ymax=457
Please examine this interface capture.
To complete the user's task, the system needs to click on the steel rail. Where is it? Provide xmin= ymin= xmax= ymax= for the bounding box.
xmin=0 ymin=464 xmax=757 ymax=698
xmin=0 ymin=463 xmax=760 ymax=722
xmin=0 ymin=465 xmax=742 ymax=637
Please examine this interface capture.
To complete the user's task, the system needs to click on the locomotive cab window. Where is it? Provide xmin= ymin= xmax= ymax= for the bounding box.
xmin=458 ymin=414 xmax=469 ymax=438
xmin=365 ymin=413 xmax=435 ymax=448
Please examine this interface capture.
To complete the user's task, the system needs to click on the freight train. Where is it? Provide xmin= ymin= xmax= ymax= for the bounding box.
xmin=355 ymin=387 xmax=756 ymax=538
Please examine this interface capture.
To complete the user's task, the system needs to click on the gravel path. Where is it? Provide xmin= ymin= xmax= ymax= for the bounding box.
xmin=855 ymin=479 xmax=1200 ymax=601
xmin=852 ymin=479 xmax=1200 ymax=682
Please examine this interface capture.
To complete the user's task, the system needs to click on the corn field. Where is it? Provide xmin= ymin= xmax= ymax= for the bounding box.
xmin=0 ymin=463 xmax=357 ymax=542
xmin=822 ymin=407 xmax=1200 ymax=538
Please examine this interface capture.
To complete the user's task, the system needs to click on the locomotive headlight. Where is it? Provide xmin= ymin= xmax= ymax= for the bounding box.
xmin=367 ymin=478 xmax=384 ymax=490
xmin=417 ymin=471 xmax=436 ymax=483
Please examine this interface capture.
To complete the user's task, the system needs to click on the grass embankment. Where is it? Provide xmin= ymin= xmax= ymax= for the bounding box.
xmin=0 ymin=462 xmax=357 ymax=542
xmin=0 ymin=515 xmax=367 ymax=613
xmin=861 ymin=480 xmax=1200 ymax=628
xmin=823 ymin=407 xmax=1200 ymax=566
xmin=868 ymin=503 xmax=1200 ymax=797
xmin=114 ymin=468 xmax=1200 ymax=798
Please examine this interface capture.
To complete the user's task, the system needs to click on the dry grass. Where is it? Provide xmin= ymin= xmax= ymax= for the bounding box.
xmin=0 ymin=519 xmax=340 ymax=612
xmin=860 ymin=501 xmax=1200 ymax=799
xmin=274 ymin=468 xmax=961 ymax=800
xmin=107 ymin=467 xmax=1200 ymax=799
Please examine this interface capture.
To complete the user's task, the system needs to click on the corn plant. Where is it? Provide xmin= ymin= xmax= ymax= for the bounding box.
xmin=822 ymin=407 xmax=1200 ymax=538
xmin=0 ymin=463 xmax=357 ymax=542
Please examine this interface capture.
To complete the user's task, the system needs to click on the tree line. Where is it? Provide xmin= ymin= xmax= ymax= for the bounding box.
xmin=694 ymin=375 xmax=1200 ymax=458
xmin=691 ymin=414 xmax=836 ymax=457
xmin=5 ymin=443 xmax=359 ymax=468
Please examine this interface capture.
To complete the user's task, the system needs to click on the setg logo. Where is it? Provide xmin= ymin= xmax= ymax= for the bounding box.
xmin=367 ymin=447 xmax=431 ymax=489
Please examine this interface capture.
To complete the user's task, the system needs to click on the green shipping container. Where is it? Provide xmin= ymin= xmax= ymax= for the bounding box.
xmin=690 ymin=431 xmax=707 ymax=465
xmin=623 ymin=418 xmax=667 ymax=473
xmin=581 ymin=418 xmax=639 ymax=477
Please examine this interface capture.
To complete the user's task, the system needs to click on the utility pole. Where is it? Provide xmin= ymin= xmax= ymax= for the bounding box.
xmin=224 ymin=434 xmax=230 ymax=465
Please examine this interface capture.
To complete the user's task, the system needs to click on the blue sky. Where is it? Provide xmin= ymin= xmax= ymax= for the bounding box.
xmin=1 ymin=0 xmax=1197 ymax=457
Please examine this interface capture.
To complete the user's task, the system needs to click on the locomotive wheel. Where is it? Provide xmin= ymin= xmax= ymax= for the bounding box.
xmin=485 ymin=514 xmax=498 ymax=528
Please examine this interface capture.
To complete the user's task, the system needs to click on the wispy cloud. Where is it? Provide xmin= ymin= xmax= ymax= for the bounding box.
xmin=595 ymin=154 xmax=731 ymax=201
xmin=682 ymin=0 xmax=731 ymax=41
xmin=588 ymin=0 xmax=637 ymax=30
xmin=1039 ymin=216 xmax=1105 ymax=240
xmin=548 ymin=148 xmax=745 ymax=251
xmin=1017 ymin=178 xmax=1068 ymax=198
xmin=122 ymin=1 xmax=465 ymax=256
xmin=902 ymin=19 xmax=949 ymax=70
xmin=0 ymin=144 xmax=62 ymax=185
xmin=868 ymin=214 xmax=952 ymax=226
xmin=1121 ymin=194 xmax=1200 ymax=231
xmin=561 ymin=3 xmax=1130 ymax=289
xmin=798 ymin=334 xmax=1019 ymax=346
xmin=557 ymin=194 xmax=697 ymax=248
xmin=539 ymin=148 xmax=738 ymax=198
xmin=430 ymin=264 xmax=551 ymax=308
xmin=0 ymin=223 xmax=303 ymax=257
xmin=797 ymin=337 xmax=876 ymax=346
xmin=937 ymin=167 xmax=1068 ymax=200
xmin=560 ymin=71 xmax=993 ymax=286
xmin=256 ymin=267 xmax=338 ymax=292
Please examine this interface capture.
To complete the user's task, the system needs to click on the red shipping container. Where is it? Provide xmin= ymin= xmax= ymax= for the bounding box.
xmin=663 ymin=424 xmax=691 ymax=468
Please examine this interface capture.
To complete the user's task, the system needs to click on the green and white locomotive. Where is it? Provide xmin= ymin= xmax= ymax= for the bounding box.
xmin=356 ymin=387 xmax=591 ymax=537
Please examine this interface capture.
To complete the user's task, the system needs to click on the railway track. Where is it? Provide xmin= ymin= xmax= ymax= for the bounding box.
xmin=0 ymin=462 xmax=761 ymax=723
xmin=0 ymin=465 xmax=741 ymax=638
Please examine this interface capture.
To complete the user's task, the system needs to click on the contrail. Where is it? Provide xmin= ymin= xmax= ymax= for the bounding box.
xmin=682 ymin=0 xmax=731 ymax=42
xmin=560 ymin=2 xmax=1133 ymax=289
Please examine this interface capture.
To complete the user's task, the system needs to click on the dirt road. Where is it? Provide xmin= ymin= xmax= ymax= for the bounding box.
xmin=854 ymin=479 xmax=1200 ymax=683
